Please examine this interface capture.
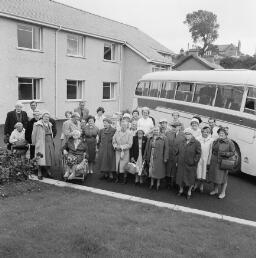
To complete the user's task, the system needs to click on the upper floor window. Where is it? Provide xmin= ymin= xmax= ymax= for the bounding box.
xmin=17 ymin=24 xmax=41 ymax=50
xmin=104 ymin=43 xmax=119 ymax=61
xmin=152 ymin=65 xmax=170 ymax=72
xmin=244 ymin=87 xmax=256 ymax=115
xmin=103 ymin=82 xmax=116 ymax=100
xmin=67 ymin=80 xmax=83 ymax=100
xmin=18 ymin=78 xmax=41 ymax=100
xmin=67 ymin=34 xmax=86 ymax=57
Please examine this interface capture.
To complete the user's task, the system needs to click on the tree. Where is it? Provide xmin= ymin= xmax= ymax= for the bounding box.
xmin=184 ymin=10 xmax=219 ymax=56
xmin=220 ymin=55 xmax=256 ymax=69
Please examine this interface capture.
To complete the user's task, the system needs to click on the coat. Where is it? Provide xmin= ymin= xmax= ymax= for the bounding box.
xmin=144 ymin=135 xmax=169 ymax=179
xmin=97 ymin=126 xmax=116 ymax=172
xmin=208 ymin=138 xmax=235 ymax=184
xmin=62 ymin=119 xmax=81 ymax=144
xmin=112 ymin=129 xmax=133 ymax=173
xmin=4 ymin=110 xmax=28 ymax=136
xmin=32 ymin=120 xmax=54 ymax=166
xmin=176 ymin=137 xmax=201 ymax=187
xmin=166 ymin=131 xmax=185 ymax=177
xmin=130 ymin=136 xmax=147 ymax=162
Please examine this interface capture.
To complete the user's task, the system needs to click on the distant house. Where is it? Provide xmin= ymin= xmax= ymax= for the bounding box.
xmin=0 ymin=0 xmax=174 ymax=123
xmin=206 ymin=42 xmax=242 ymax=58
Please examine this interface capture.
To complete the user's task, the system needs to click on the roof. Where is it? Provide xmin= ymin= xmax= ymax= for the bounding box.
xmin=172 ymin=55 xmax=223 ymax=70
xmin=216 ymin=44 xmax=237 ymax=52
xmin=140 ymin=70 xmax=256 ymax=86
xmin=0 ymin=0 xmax=173 ymax=64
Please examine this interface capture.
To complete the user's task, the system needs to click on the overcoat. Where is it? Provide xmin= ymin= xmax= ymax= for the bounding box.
xmin=97 ymin=126 xmax=116 ymax=172
xmin=208 ymin=138 xmax=235 ymax=184
xmin=176 ymin=137 xmax=201 ymax=187
xmin=144 ymin=135 xmax=169 ymax=179
xmin=32 ymin=120 xmax=54 ymax=166
xmin=130 ymin=136 xmax=148 ymax=162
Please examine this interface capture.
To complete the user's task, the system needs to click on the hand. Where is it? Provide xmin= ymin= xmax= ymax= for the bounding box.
xmin=63 ymin=150 xmax=68 ymax=156
xmin=164 ymin=159 xmax=168 ymax=163
xmin=131 ymin=158 xmax=135 ymax=163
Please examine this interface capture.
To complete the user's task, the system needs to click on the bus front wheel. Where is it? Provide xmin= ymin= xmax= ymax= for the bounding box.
xmin=230 ymin=142 xmax=241 ymax=175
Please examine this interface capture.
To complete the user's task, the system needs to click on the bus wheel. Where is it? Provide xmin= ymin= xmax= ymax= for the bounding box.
xmin=230 ymin=143 xmax=241 ymax=175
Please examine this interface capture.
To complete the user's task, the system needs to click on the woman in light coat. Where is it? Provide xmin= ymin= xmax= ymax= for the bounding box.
xmin=32 ymin=111 xmax=56 ymax=180
xmin=112 ymin=119 xmax=133 ymax=184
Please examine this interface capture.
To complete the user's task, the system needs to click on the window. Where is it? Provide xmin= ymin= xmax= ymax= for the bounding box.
xmin=244 ymin=87 xmax=256 ymax=114
xmin=149 ymin=81 xmax=161 ymax=97
xmin=67 ymin=80 xmax=83 ymax=100
xmin=103 ymin=82 xmax=116 ymax=100
xmin=152 ymin=65 xmax=170 ymax=72
xmin=17 ymin=24 xmax=41 ymax=50
xmin=193 ymin=84 xmax=217 ymax=106
xmin=67 ymin=34 xmax=85 ymax=57
xmin=142 ymin=82 xmax=150 ymax=96
xmin=135 ymin=82 xmax=143 ymax=96
xmin=160 ymin=81 xmax=176 ymax=99
xmin=18 ymin=78 xmax=41 ymax=100
xmin=214 ymin=85 xmax=244 ymax=111
xmin=104 ymin=43 xmax=119 ymax=61
xmin=175 ymin=82 xmax=194 ymax=102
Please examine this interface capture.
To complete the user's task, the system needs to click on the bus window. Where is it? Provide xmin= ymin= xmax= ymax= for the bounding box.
xmin=160 ymin=82 xmax=167 ymax=98
xmin=135 ymin=82 xmax=143 ymax=96
xmin=142 ymin=81 xmax=150 ymax=96
xmin=175 ymin=82 xmax=194 ymax=102
xmin=149 ymin=81 xmax=161 ymax=98
xmin=192 ymin=84 xmax=216 ymax=106
xmin=214 ymin=85 xmax=244 ymax=111
xmin=165 ymin=81 xmax=176 ymax=99
xmin=244 ymin=87 xmax=256 ymax=115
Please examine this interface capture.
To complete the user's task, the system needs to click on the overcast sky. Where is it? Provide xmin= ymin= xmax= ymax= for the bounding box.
xmin=57 ymin=0 xmax=256 ymax=55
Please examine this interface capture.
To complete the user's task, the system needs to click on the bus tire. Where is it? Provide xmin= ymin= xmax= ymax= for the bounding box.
xmin=229 ymin=142 xmax=241 ymax=175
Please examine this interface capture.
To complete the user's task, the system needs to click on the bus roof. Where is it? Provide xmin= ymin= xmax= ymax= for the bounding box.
xmin=140 ymin=70 xmax=256 ymax=85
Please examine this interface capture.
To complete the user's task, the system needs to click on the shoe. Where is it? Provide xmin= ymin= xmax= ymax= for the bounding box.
xmin=38 ymin=175 xmax=43 ymax=180
xmin=210 ymin=190 xmax=218 ymax=196
xmin=177 ymin=191 xmax=183 ymax=196
xmin=47 ymin=173 xmax=54 ymax=179
xmin=186 ymin=194 xmax=191 ymax=200
xmin=218 ymin=193 xmax=226 ymax=199
xmin=68 ymin=173 xmax=75 ymax=180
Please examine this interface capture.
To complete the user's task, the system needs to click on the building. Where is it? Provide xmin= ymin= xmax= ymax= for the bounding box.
xmin=0 ymin=0 xmax=173 ymax=123
xmin=205 ymin=42 xmax=242 ymax=58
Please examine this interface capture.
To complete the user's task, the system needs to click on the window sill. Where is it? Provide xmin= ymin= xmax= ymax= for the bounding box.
xmin=102 ymin=99 xmax=117 ymax=102
xmin=17 ymin=47 xmax=44 ymax=53
xmin=65 ymin=99 xmax=83 ymax=102
xmin=20 ymin=100 xmax=44 ymax=103
xmin=103 ymin=59 xmax=119 ymax=64
xmin=66 ymin=54 xmax=86 ymax=59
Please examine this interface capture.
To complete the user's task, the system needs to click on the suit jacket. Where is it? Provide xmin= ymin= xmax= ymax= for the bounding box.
xmin=74 ymin=107 xmax=89 ymax=121
xmin=4 ymin=110 xmax=28 ymax=136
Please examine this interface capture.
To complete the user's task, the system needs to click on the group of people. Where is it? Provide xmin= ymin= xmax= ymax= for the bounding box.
xmin=4 ymin=100 xmax=236 ymax=200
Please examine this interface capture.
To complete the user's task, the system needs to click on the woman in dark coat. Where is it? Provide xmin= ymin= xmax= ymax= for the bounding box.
xmin=130 ymin=128 xmax=148 ymax=184
xmin=82 ymin=115 xmax=99 ymax=174
xmin=144 ymin=126 xmax=169 ymax=191
xmin=176 ymin=128 xmax=201 ymax=199
xmin=97 ymin=118 xmax=116 ymax=180
xmin=208 ymin=127 xmax=235 ymax=199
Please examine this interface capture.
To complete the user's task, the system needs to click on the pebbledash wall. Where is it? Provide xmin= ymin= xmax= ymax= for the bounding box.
xmin=0 ymin=16 xmax=168 ymax=124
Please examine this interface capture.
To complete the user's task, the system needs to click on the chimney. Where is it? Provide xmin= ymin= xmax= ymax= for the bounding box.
xmin=180 ymin=48 xmax=185 ymax=55
xmin=238 ymin=40 xmax=241 ymax=54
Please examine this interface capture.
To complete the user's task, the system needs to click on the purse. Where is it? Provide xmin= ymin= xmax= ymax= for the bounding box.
xmin=220 ymin=156 xmax=236 ymax=170
xmin=124 ymin=162 xmax=137 ymax=174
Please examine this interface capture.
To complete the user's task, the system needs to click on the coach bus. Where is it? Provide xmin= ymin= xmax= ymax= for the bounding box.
xmin=134 ymin=69 xmax=256 ymax=176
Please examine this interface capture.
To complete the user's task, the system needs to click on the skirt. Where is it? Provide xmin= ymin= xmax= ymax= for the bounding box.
xmin=45 ymin=134 xmax=55 ymax=166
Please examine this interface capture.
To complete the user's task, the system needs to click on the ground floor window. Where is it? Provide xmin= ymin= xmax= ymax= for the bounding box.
xmin=67 ymin=80 xmax=83 ymax=100
xmin=103 ymin=82 xmax=116 ymax=100
xmin=18 ymin=78 xmax=41 ymax=100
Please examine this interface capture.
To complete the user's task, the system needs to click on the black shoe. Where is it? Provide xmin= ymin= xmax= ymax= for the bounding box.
xmin=47 ymin=174 xmax=54 ymax=179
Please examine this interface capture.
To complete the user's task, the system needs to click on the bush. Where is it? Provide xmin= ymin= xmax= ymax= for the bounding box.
xmin=0 ymin=148 xmax=42 ymax=184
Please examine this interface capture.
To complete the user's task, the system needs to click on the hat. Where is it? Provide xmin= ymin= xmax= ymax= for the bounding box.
xmin=184 ymin=128 xmax=193 ymax=135
xmin=137 ymin=127 xmax=145 ymax=134
xmin=123 ymin=113 xmax=131 ymax=119
xmin=71 ymin=112 xmax=80 ymax=118
xmin=159 ymin=118 xmax=168 ymax=123
xmin=171 ymin=121 xmax=182 ymax=127
xmin=41 ymin=110 xmax=50 ymax=117
xmin=190 ymin=118 xmax=199 ymax=125
xmin=103 ymin=117 xmax=112 ymax=124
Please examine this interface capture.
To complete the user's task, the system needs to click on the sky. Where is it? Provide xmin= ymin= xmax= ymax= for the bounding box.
xmin=56 ymin=0 xmax=256 ymax=55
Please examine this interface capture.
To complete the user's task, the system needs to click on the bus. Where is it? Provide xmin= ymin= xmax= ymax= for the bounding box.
xmin=134 ymin=70 xmax=256 ymax=176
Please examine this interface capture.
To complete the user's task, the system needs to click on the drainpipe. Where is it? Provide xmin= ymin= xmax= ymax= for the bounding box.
xmin=55 ymin=26 xmax=62 ymax=119
xmin=118 ymin=44 xmax=125 ymax=112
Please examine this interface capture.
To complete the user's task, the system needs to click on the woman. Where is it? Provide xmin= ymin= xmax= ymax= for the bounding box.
xmin=188 ymin=118 xmax=201 ymax=138
xmin=95 ymin=107 xmax=105 ymax=130
xmin=208 ymin=127 xmax=235 ymax=199
xmin=176 ymin=128 xmax=201 ymax=199
xmin=97 ymin=118 xmax=116 ymax=180
xmin=144 ymin=126 xmax=168 ymax=190
xmin=32 ymin=111 xmax=56 ymax=180
xmin=131 ymin=109 xmax=140 ymax=123
xmin=82 ymin=115 xmax=99 ymax=174
xmin=195 ymin=126 xmax=213 ymax=192
xmin=60 ymin=111 xmax=72 ymax=145
xmin=130 ymin=120 xmax=138 ymax=136
xmin=130 ymin=128 xmax=147 ymax=184
xmin=112 ymin=119 xmax=133 ymax=184
xmin=137 ymin=107 xmax=154 ymax=136
xmin=63 ymin=130 xmax=88 ymax=180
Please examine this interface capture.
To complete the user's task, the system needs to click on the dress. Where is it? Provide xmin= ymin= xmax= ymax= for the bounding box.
xmin=196 ymin=135 xmax=213 ymax=180
xmin=112 ymin=129 xmax=133 ymax=173
xmin=44 ymin=124 xmax=56 ymax=166
xmin=95 ymin=114 xmax=105 ymax=130
xmin=82 ymin=125 xmax=99 ymax=163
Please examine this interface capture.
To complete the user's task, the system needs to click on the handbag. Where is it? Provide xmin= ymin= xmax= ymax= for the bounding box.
xmin=220 ymin=156 xmax=236 ymax=170
xmin=124 ymin=162 xmax=137 ymax=174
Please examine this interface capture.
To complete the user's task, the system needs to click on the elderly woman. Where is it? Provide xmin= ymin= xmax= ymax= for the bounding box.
xmin=194 ymin=126 xmax=213 ymax=192
xmin=130 ymin=120 xmax=138 ymax=136
xmin=82 ymin=115 xmax=99 ymax=174
xmin=188 ymin=117 xmax=201 ymax=138
xmin=131 ymin=109 xmax=140 ymax=123
xmin=63 ymin=130 xmax=88 ymax=180
xmin=32 ymin=111 xmax=56 ymax=180
xmin=137 ymin=107 xmax=154 ymax=136
xmin=97 ymin=118 xmax=116 ymax=180
xmin=130 ymin=128 xmax=148 ymax=184
xmin=144 ymin=126 xmax=169 ymax=191
xmin=208 ymin=127 xmax=235 ymax=199
xmin=176 ymin=128 xmax=201 ymax=199
xmin=95 ymin=107 xmax=106 ymax=130
xmin=113 ymin=119 xmax=133 ymax=184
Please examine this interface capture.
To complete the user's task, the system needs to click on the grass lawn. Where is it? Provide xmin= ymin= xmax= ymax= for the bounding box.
xmin=0 ymin=181 xmax=256 ymax=258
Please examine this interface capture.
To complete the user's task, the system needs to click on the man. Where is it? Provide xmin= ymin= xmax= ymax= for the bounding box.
xmin=208 ymin=118 xmax=219 ymax=140
xmin=74 ymin=101 xmax=89 ymax=122
xmin=4 ymin=101 xmax=28 ymax=144
xmin=27 ymin=101 xmax=40 ymax=121
xmin=159 ymin=118 xmax=170 ymax=136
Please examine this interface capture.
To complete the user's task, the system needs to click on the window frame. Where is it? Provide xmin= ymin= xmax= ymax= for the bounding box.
xmin=102 ymin=82 xmax=116 ymax=101
xmin=243 ymin=86 xmax=256 ymax=114
xmin=17 ymin=23 xmax=42 ymax=51
xmin=66 ymin=80 xmax=84 ymax=101
xmin=103 ymin=43 xmax=119 ymax=62
xmin=66 ymin=33 xmax=86 ymax=57
xmin=18 ymin=77 xmax=42 ymax=101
